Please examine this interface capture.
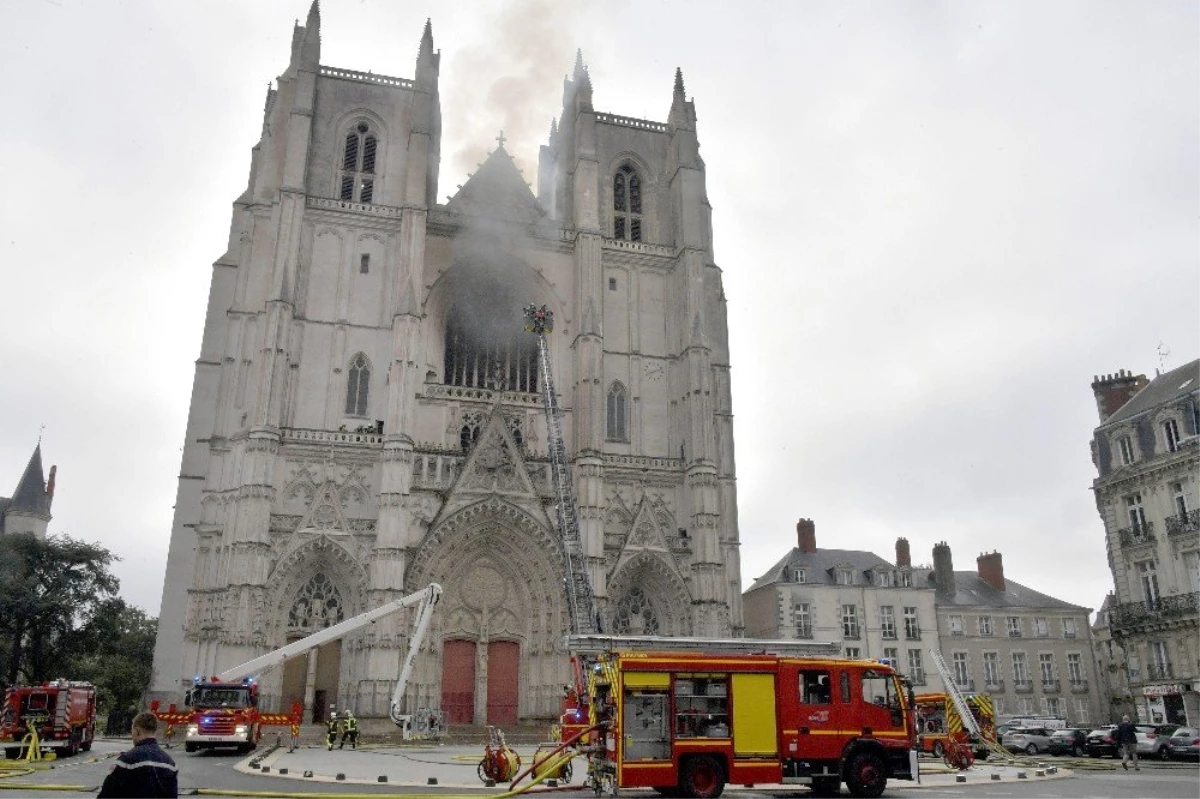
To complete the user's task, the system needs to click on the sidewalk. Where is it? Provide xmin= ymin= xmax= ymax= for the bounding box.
xmin=242 ymin=744 xmax=1073 ymax=791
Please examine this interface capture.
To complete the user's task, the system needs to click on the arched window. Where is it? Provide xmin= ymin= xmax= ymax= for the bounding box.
xmin=288 ymin=573 xmax=344 ymax=631
xmin=613 ymin=587 xmax=659 ymax=635
xmin=460 ymin=422 xmax=481 ymax=451
xmin=338 ymin=122 xmax=378 ymax=204
xmin=612 ymin=164 xmax=643 ymax=242
xmin=606 ymin=381 xmax=627 ymax=441
xmin=443 ymin=303 xmax=538 ymax=393
xmin=345 ymin=354 xmax=370 ymax=416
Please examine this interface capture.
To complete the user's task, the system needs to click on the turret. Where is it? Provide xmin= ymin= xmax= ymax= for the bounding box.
xmin=415 ymin=18 xmax=440 ymax=89
xmin=299 ymin=0 xmax=321 ymax=70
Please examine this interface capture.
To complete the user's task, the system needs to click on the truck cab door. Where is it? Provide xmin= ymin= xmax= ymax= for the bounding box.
xmin=793 ymin=668 xmax=843 ymax=761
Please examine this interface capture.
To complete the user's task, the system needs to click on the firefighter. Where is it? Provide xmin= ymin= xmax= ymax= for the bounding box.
xmin=325 ymin=712 xmax=341 ymax=751
xmin=339 ymin=710 xmax=358 ymax=749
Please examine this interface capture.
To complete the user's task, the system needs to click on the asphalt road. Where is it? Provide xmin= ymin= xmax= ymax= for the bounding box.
xmin=1 ymin=740 xmax=1196 ymax=798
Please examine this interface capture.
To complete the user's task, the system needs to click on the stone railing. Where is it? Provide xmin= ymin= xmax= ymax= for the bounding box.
xmin=1110 ymin=591 xmax=1200 ymax=632
xmin=985 ymin=680 xmax=1005 ymax=693
xmin=1118 ymin=521 xmax=1155 ymax=547
xmin=1070 ymin=680 xmax=1089 ymax=693
xmin=602 ymin=453 xmax=684 ymax=472
xmin=422 ymin=383 xmax=543 ymax=407
xmin=319 ymin=66 xmax=414 ymax=90
xmin=1042 ymin=679 xmax=1061 ymax=693
xmin=1013 ymin=680 xmax=1033 ymax=694
xmin=602 ymin=238 xmax=676 ymax=258
xmin=594 ymin=112 xmax=669 ymax=132
xmin=1166 ymin=509 xmax=1200 ymax=537
xmin=411 ymin=452 xmax=464 ymax=490
xmin=282 ymin=427 xmax=383 ymax=447
xmin=306 ymin=196 xmax=403 ymax=218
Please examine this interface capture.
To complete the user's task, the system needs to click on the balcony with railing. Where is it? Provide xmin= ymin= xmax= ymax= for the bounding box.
xmin=1014 ymin=680 xmax=1033 ymax=694
xmin=1147 ymin=663 xmax=1174 ymax=680
xmin=1110 ymin=592 xmax=1200 ymax=633
xmin=1070 ymin=680 xmax=1089 ymax=693
xmin=1042 ymin=679 xmax=1061 ymax=692
xmin=1118 ymin=521 xmax=1156 ymax=548
xmin=985 ymin=679 xmax=1005 ymax=693
xmin=1166 ymin=509 xmax=1200 ymax=537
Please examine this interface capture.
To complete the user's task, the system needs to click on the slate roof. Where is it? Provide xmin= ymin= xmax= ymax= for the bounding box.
xmin=914 ymin=568 xmax=1089 ymax=612
xmin=445 ymin=144 xmax=546 ymax=225
xmin=747 ymin=547 xmax=899 ymax=592
xmin=9 ymin=444 xmax=50 ymax=516
xmin=1100 ymin=358 xmax=1200 ymax=428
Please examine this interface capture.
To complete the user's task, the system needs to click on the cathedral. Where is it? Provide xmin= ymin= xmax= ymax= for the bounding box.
xmin=150 ymin=3 xmax=743 ymax=724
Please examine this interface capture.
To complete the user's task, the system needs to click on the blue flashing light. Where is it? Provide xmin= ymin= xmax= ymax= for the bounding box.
xmin=193 ymin=675 xmax=202 ymax=685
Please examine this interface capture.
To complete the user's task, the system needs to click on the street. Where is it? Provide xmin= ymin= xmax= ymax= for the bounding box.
xmin=1 ymin=739 xmax=1197 ymax=799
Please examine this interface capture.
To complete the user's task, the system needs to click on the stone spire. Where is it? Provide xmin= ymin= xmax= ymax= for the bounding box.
xmin=674 ymin=66 xmax=685 ymax=100
xmin=416 ymin=18 xmax=440 ymax=88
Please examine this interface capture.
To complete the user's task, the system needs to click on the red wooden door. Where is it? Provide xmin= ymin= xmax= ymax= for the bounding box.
xmin=442 ymin=639 xmax=477 ymax=724
xmin=487 ymin=640 xmax=519 ymax=725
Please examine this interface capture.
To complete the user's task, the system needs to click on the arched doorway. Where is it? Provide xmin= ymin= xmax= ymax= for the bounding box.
xmin=278 ymin=573 xmax=347 ymax=722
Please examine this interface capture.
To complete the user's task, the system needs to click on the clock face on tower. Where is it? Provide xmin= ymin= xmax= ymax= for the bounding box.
xmin=645 ymin=362 xmax=665 ymax=381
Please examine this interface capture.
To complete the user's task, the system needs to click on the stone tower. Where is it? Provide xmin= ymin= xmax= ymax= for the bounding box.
xmin=150 ymin=4 xmax=743 ymax=724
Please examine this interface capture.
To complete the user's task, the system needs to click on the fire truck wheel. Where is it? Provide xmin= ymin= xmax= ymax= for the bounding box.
xmin=845 ymin=751 xmax=887 ymax=799
xmin=810 ymin=777 xmax=840 ymax=797
xmin=4 ymin=749 xmax=19 ymax=760
xmin=931 ymin=741 xmax=944 ymax=758
xmin=680 ymin=755 xmax=725 ymax=799
xmin=185 ymin=742 xmax=198 ymax=754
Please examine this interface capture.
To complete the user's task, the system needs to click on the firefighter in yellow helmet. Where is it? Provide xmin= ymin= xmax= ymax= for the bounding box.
xmin=325 ymin=711 xmax=341 ymax=751
xmin=339 ymin=710 xmax=358 ymax=749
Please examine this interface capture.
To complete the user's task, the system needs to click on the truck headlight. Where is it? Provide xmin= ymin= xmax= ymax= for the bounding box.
xmin=187 ymin=725 xmax=199 ymax=736
xmin=234 ymin=725 xmax=247 ymax=736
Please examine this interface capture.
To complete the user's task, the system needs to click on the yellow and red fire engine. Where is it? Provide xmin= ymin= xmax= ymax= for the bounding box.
xmin=577 ymin=640 xmax=918 ymax=799
xmin=1 ymin=681 xmax=96 ymax=759
xmin=915 ymin=692 xmax=995 ymax=762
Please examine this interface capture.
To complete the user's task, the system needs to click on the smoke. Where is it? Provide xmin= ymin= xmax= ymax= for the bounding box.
xmin=439 ymin=0 xmax=579 ymax=197
xmin=447 ymin=219 xmax=537 ymax=347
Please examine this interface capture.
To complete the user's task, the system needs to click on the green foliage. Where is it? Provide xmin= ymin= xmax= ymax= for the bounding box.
xmin=73 ymin=599 xmax=158 ymax=712
xmin=0 ymin=533 xmax=120 ymax=689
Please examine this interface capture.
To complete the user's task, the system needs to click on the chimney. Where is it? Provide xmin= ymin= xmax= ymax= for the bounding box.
xmin=895 ymin=537 xmax=911 ymax=567
xmin=46 ymin=465 xmax=56 ymax=505
xmin=977 ymin=551 xmax=1005 ymax=591
xmin=932 ymin=541 xmax=955 ymax=597
xmin=796 ymin=518 xmax=817 ymax=554
xmin=1091 ymin=369 xmax=1149 ymax=422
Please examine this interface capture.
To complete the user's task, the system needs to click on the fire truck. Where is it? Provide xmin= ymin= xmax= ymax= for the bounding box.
xmin=153 ymin=583 xmax=442 ymax=753
xmin=1 ymin=681 xmax=96 ymax=759
xmin=915 ymin=692 xmax=996 ymax=760
xmin=575 ymin=638 xmax=918 ymax=799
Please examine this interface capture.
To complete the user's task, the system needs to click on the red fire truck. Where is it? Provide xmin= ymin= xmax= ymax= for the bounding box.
xmin=154 ymin=583 xmax=442 ymax=753
xmin=1 ymin=681 xmax=96 ymax=759
xmin=580 ymin=645 xmax=918 ymax=799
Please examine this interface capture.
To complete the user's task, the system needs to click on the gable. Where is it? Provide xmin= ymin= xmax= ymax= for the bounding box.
xmin=446 ymin=145 xmax=545 ymax=224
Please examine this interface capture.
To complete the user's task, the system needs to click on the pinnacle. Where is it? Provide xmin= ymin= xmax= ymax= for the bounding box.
xmin=674 ymin=67 xmax=685 ymax=98
xmin=419 ymin=18 xmax=434 ymax=56
xmin=573 ymin=49 xmax=586 ymax=81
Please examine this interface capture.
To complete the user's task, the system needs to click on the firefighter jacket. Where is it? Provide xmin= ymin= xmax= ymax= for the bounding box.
xmin=344 ymin=716 xmax=357 ymax=733
xmin=97 ymin=738 xmax=179 ymax=798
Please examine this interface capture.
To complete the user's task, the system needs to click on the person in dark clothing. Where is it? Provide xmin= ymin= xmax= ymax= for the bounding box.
xmin=1115 ymin=714 xmax=1140 ymax=771
xmin=98 ymin=711 xmax=179 ymax=798
xmin=339 ymin=711 xmax=358 ymax=749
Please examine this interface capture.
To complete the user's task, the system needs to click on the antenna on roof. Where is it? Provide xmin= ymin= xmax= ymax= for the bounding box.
xmin=1157 ymin=341 xmax=1171 ymax=374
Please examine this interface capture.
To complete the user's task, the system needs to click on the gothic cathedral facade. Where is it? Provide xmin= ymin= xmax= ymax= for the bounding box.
xmin=150 ymin=5 xmax=743 ymax=723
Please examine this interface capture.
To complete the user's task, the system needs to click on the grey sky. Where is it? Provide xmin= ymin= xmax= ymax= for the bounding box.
xmin=1 ymin=0 xmax=1196 ymax=618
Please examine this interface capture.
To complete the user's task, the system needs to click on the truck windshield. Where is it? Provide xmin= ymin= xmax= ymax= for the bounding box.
xmin=192 ymin=688 xmax=250 ymax=708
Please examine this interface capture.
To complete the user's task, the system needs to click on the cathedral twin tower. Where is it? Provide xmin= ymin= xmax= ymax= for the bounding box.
xmin=151 ymin=4 xmax=743 ymax=723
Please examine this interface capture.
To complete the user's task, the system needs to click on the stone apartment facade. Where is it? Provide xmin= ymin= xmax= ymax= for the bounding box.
xmin=150 ymin=4 xmax=743 ymax=723
xmin=1090 ymin=360 xmax=1200 ymax=726
xmin=743 ymin=523 xmax=945 ymax=693
xmin=919 ymin=543 xmax=1102 ymax=725
xmin=743 ymin=528 xmax=1103 ymax=724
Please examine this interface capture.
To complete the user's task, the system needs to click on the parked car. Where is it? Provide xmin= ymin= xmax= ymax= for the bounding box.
xmin=1047 ymin=728 xmax=1088 ymax=756
xmin=1166 ymin=727 xmax=1199 ymax=761
xmin=1003 ymin=727 xmax=1055 ymax=754
xmin=1137 ymin=724 xmax=1182 ymax=760
xmin=1085 ymin=725 xmax=1119 ymax=758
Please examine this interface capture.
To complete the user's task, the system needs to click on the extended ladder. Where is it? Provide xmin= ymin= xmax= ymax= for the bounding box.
xmin=524 ymin=304 xmax=600 ymax=636
xmin=928 ymin=649 xmax=982 ymax=739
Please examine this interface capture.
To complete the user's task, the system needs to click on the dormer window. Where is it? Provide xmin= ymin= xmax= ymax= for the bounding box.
xmin=876 ymin=570 xmax=893 ymax=587
xmin=792 ymin=568 xmax=806 ymax=584
xmin=339 ymin=122 xmax=378 ymax=204
xmin=1116 ymin=434 xmax=1135 ymax=466
xmin=613 ymin=164 xmax=643 ymax=242
xmin=1163 ymin=418 xmax=1181 ymax=453
xmin=836 ymin=568 xmax=854 ymax=586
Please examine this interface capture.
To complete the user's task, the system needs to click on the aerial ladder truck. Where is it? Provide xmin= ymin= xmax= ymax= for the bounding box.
xmin=153 ymin=583 xmax=442 ymax=752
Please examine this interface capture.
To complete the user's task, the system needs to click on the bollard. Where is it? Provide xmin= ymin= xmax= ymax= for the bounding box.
xmin=1017 ymin=771 xmax=1027 ymax=779
xmin=261 ymin=766 xmax=270 ymax=773
xmin=279 ymin=768 xmax=288 ymax=775
xmin=303 ymin=770 xmax=313 ymax=778
xmin=1048 ymin=766 xmax=1057 ymax=774
xmin=1036 ymin=769 xmax=1045 ymax=777
xmin=378 ymin=776 xmax=388 ymax=783
xmin=547 ymin=779 xmax=558 ymax=788
xmin=991 ymin=773 xmax=1001 ymax=780
xmin=428 ymin=777 xmax=439 ymax=785
xmin=485 ymin=779 xmax=496 ymax=787
xmin=955 ymin=774 xmax=966 ymax=783
xmin=336 ymin=773 xmax=346 ymax=781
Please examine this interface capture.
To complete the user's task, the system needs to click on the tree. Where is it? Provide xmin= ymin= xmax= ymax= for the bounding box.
xmin=0 ymin=533 xmax=119 ymax=687
xmin=73 ymin=599 xmax=157 ymax=712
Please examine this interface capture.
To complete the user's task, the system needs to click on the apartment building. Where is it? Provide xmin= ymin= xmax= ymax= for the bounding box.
xmin=743 ymin=521 xmax=944 ymax=692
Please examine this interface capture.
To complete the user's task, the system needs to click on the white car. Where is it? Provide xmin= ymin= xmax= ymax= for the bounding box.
xmin=1136 ymin=724 xmax=1181 ymax=760
xmin=1003 ymin=727 xmax=1055 ymax=754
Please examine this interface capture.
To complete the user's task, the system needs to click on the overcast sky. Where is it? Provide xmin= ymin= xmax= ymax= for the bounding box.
xmin=1 ymin=0 xmax=1196 ymax=620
